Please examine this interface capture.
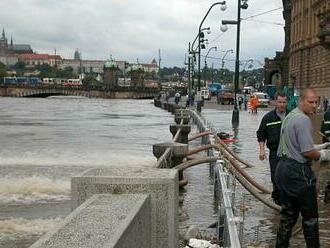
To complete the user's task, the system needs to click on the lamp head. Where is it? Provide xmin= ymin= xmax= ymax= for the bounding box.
xmin=220 ymin=4 xmax=227 ymax=11
xmin=241 ymin=3 xmax=248 ymax=9
xmin=241 ymin=0 xmax=248 ymax=9
xmin=220 ymin=25 xmax=228 ymax=32
xmin=207 ymin=29 xmax=211 ymax=35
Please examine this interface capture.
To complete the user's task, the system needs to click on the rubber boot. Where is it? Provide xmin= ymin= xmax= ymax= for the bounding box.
xmin=324 ymin=181 xmax=330 ymax=203
xmin=275 ymin=205 xmax=298 ymax=248
xmin=303 ymin=218 xmax=320 ymax=248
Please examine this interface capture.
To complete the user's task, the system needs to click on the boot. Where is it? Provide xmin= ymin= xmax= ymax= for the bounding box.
xmin=324 ymin=181 xmax=330 ymax=203
xmin=276 ymin=205 xmax=298 ymax=248
xmin=303 ymin=218 xmax=320 ymax=248
xmin=272 ymin=188 xmax=281 ymax=205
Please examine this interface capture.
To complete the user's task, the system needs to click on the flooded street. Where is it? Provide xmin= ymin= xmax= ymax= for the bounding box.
xmin=199 ymin=99 xmax=330 ymax=247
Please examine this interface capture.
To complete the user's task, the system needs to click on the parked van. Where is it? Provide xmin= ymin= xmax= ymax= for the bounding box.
xmin=252 ymin=92 xmax=270 ymax=107
xmin=243 ymin=86 xmax=256 ymax=95
xmin=201 ymin=89 xmax=211 ymax=100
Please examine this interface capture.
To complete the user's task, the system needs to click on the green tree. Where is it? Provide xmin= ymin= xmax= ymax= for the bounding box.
xmin=56 ymin=66 xmax=74 ymax=78
xmin=12 ymin=61 xmax=26 ymax=76
xmin=82 ymin=75 xmax=99 ymax=87
xmin=38 ymin=64 xmax=56 ymax=78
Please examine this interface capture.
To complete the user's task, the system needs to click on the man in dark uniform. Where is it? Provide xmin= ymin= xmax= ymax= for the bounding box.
xmin=320 ymin=106 xmax=330 ymax=203
xmin=275 ymin=88 xmax=330 ymax=248
xmin=257 ymin=92 xmax=287 ymax=205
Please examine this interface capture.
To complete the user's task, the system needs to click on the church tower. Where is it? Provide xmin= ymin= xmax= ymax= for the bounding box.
xmin=0 ymin=28 xmax=8 ymax=55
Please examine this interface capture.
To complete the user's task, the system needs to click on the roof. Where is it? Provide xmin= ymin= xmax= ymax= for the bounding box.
xmin=141 ymin=63 xmax=158 ymax=68
xmin=18 ymin=53 xmax=62 ymax=60
xmin=12 ymin=44 xmax=32 ymax=51
xmin=151 ymin=58 xmax=157 ymax=64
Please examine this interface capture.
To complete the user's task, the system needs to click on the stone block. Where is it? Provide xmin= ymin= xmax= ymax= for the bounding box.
xmin=30 ymin=194 xmax=151 ymax=248
xmin=71 ymin=167 xmax=178 ymax=248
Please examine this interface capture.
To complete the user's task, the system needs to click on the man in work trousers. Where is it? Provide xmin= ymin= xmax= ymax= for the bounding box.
xmin=256 ymin=92 xmax=287 ymax=205
xmin=275 ymin=88 xmax=330 ymax=247
xmin=320 ymin=106 xmax=330 ymax=203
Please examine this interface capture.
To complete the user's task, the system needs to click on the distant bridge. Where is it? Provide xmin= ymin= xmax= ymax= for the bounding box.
xmin=0 ymin=85 xmax=159 ymax=99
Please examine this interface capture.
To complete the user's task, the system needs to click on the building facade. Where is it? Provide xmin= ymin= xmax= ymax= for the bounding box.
xmin=265 ymin=0 xmax=330 ymax=97
xmin=286 ymin=0 xmax=330 ymax=97
xmin=18 ymin=54 xmax=62 ymax=67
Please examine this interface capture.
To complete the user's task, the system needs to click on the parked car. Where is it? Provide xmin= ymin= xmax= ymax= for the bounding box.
xmin=252 ymin=92 xmax=270 ymax=107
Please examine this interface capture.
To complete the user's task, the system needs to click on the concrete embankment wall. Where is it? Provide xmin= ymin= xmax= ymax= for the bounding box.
xmin=31 ymin=166 xmax=178 ymax=248
xmin=30 ymin=194 xmax=151 ymax=248
xmin=0 ymin=87 xmax=7 ymax=96
xmin=71 ymin=167 xmax=178 ymax=248
xmin=0 ymin=86 xmax=156 ymax=99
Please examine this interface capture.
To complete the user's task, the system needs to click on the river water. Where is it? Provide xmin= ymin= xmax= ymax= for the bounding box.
xmin=0 ymin=97 xmax=173 ymax=247
xmin=0 ymin=97 xmax=329 ymax=248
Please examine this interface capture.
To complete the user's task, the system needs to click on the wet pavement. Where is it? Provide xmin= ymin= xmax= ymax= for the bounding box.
xmin=184 ymin=97 xmax=330 ymax=247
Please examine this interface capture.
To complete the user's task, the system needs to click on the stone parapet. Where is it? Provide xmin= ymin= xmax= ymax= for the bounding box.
xmin=30 ymin=194 xmax=151 ymax=248
xmin=71 ymin=167 xmax=178 ymax=248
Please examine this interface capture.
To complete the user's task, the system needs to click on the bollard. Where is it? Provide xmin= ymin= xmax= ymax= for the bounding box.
xmin=153 ymin=142 xmax=188 ymax=183
xmin=197 ymin=101 xmax=202 ymax=112
xmin=174 ymin=109 xmax=190 ymax=125
xmin=152 ymin=142 xmax=188 ymax=168
xmin=169 ymin=124 xmax=191 ymax=144
xmin=168 ymin=103 xmax=173 ymax=113
xmin=171 ymin=104 xmax=177 ymax=114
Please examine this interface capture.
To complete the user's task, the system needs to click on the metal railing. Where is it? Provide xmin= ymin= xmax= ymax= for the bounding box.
xmin=187 ymin=109 xmax=241 ymax=247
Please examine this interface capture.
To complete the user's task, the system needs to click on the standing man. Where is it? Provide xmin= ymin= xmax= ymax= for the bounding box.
xmin=257 ymin=92 xmax=287 ymax=205
xmin=275 ymin=88 xmax=330 ymax=248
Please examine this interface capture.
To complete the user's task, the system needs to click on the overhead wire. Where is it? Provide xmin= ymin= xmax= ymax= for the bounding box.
xmin=209 ymin=6 xmax=284 ymax=44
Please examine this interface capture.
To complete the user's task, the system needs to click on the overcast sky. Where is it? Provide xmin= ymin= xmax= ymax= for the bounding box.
xmin=0 ymin=0 xmax=284 ymax=69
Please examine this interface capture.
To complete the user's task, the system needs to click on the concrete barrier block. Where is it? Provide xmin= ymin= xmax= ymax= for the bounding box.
xmin=71 ymin=167 xmax=178 ymax=248
xmin=30 ymin=194 xmax=151 ymax=248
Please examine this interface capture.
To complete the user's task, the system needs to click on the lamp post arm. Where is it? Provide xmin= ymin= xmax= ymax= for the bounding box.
xmin=198 ymin=1 xmax=226 ymax=91
xmin=242 ymin=59 xmax=253 ymax=71
xmin=203 ymin=46 xmax=217 ymax=85
xmin=205 ymin=46 xmax=217 ymax=64
xmin=198 ymin=1 xmax=226 ymax=34
xmin=221 ymin=49 xmax=233 ymax=68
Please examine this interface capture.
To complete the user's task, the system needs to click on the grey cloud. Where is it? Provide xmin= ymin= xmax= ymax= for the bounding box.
xmin=0 ymin=0 xmax=284 ymax=67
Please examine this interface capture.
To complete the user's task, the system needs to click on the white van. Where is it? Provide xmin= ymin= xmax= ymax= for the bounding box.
xmin=252 ymin=92 xmax=270 ymax=107
xmin=243 ymin=86 xmax=256 ymax=95
xmin=201 ymin=89 xmax=211 ymax=100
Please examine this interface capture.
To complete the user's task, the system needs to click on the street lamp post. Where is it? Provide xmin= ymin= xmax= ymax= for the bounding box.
xmin=221 ymin=49 xmax=234 ymax=69
xmin=241 ymin=59 xmax=253 ymax=88
xmin=197 ymin=1 xmax=226 ymax=92
xmin=204 ymin=46 xmax=217 ymax=87
xmin=190 ymin=27 xmax=210 ymax=92
xmin=221 ymin=0 xmax=248 ymax=128
xmin=221 ymin=49 xmax=233 ymax=84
